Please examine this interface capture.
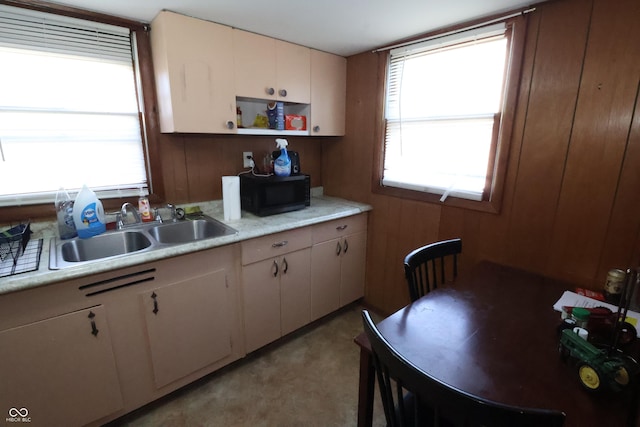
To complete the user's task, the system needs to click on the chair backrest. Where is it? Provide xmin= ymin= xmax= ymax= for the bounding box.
xmin=361 ymin=310 xmax=566 ymax=427
xmin=404 ymin=238 xmax=462 ymax=302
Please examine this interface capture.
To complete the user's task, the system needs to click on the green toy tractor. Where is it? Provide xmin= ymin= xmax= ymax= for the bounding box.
xmin=559 ymin=328 xmax=637 ymax=392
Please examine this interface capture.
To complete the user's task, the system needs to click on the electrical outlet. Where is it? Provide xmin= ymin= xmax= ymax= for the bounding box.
xmin=243 ymin=151 xmax=253 ymax=168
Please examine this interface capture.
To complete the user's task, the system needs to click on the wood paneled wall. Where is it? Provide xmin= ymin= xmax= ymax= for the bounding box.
xmin=325 ymin=0 xmax=640 ymax=315
xmin=157 ymin=134 xmax=324 ymax=204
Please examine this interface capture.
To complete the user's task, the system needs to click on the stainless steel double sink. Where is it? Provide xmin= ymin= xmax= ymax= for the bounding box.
xmin=49 ymin=216 xmax=238 ymax=269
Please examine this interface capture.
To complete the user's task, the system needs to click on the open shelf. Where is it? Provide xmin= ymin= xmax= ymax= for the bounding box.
xmin=236 ymin=97 xmax=310 ymax=136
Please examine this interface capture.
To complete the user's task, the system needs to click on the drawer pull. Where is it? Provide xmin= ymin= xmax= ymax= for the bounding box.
xmin=273 ymin=260 xmax=279 ymax=277
xmin=272 ymin=240 xmax=288 ymax=248
xmin=151 ymin=292 xmax=159 ymax=315
xmin=336 ymin=225 xmax=348 ymax=231
xmin=343 ymin=238 xmax=349 ymax=254
xmin=336 ymin=241 xmax=342 ymax=256
xmin=88 ymin=311 xmax=99 ymax=337
xmin=282 ymin=257 xmax=288 ymax=274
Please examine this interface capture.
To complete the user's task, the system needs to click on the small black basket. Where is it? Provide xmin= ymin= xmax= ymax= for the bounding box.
xmin=0 ymin=221 xmax=31 ymax=266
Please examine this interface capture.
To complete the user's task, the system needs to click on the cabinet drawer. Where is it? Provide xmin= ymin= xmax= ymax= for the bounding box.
xmin=312 ymin=214 xmax=367 ymax=244
xmin=242 ymin=227 xmax=312 ymax=265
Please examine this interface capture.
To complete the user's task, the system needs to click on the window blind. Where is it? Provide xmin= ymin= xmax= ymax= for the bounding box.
xmin=0 ymin=5 xmax=131 ymax=62
xmin=0 ymin=5 xmax=148 ymax=206
xmin=382 ymin=23 xmax=507 ymax=202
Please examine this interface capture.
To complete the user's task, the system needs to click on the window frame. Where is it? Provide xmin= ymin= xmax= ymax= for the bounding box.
xmin=0 ymin=0 xmax=164 ymax=223
xmin=372 ymin=15 xmax=527 ymax=214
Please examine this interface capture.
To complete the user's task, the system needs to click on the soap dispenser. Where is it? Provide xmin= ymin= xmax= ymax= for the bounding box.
xmin=138 ymin=188 xmax=152 ymax=222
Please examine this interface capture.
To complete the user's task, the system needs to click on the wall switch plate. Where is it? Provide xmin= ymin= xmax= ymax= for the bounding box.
xmin=243 ymin=151 xmax=253 ymax=168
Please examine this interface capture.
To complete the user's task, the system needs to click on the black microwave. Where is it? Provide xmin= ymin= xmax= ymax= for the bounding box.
xmin=240 ymin=174 xmax=310 ymax=216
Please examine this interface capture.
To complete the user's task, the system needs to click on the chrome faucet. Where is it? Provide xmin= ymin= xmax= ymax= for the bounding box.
xmin=117 ymin=202 xmax=142 ymax=229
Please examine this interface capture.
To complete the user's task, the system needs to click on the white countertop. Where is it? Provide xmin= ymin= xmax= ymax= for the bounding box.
xmin=0 ymin=195 xmax=371 ymax=296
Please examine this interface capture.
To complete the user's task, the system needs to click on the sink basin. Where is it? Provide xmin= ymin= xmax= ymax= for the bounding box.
xmin=49 ymin=215 xmax=238 ymax=269
xmin=147 ymin=219 xmax=236 ymax=244
xmin=59 ymin=231 xmax=153 ymax=262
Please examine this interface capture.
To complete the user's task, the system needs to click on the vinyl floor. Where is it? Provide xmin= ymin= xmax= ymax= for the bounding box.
xmin=106 ymin=304 xmax=386 ymax=427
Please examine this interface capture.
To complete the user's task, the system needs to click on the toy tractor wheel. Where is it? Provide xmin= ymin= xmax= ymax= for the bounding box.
xmin=578 ymin=363 xmax=601 ymax=391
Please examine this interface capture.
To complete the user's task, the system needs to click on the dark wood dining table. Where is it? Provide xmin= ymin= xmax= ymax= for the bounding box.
xmin=354 ymin=261 xmax=640 ymax=427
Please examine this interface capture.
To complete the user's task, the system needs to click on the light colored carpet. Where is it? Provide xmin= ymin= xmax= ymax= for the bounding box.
xmin=107 ymin=304 xmax=385 ymax=427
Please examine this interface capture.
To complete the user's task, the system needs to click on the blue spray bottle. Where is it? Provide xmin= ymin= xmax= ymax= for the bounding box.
xmin=273 ymin=138 xmax=291 ymax=177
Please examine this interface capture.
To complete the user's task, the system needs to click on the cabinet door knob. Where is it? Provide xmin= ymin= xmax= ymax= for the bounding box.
xmin=273 ymin=260 xmax=279 ymax=277
xmin=272 ymin=240 xmax=288 ymax=248
xmin=266 ymin=87 xmax=275 ymax=96
xmin=336 ymin=225 xmax=348 ymax=231
xmin=336 ymin=241 xmax=342 ymax=256
xmin=226 ymin=120 xmax=235 ymax=129
xmin=343 ymin=238 xmax=349 ymax=254
xmin=313 ymin=125 xmax=320 ymax=133
xmin=282 ymin=257 xmax=288 ymax=274
xmin=279 ymin=89 xmax=287 ymax=97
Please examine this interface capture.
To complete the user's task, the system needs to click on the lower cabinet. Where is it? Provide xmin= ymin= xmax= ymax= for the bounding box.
xmin=241 ymin=213 xmax=368 ymax=351
xmin=241 ymin=228 xmax=312 ymax=353
xmin=0 ymin=305 xmax=123 ymax=427
xmin=310 ymin=214 xmax=368 ymax=321
xmin=0 ymin=243 xmax=243 ymax=427
xmin=139 ymin=269 xmax=232 ymax=388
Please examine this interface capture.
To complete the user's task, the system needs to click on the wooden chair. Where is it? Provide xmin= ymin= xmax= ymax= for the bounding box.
xmin=361 ymin=310 xmax=566 ymax=427
xmin=404 ymin=238 xmax=462 ymax=302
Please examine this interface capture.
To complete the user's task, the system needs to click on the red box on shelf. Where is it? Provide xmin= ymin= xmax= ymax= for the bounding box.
xmin=285 ymin=115 xmax=307 ymax=131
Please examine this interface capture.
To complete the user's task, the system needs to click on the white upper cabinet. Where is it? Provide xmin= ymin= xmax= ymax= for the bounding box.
xmin=233 ymin=29 xmax=311 ymax=104
xmin=150 ymin=11 xmax=237 ymax=133
xmin=310 ymin=49 xmax=347 ymax=136
xmin=150 ymin=12 xmax=345 ymax=136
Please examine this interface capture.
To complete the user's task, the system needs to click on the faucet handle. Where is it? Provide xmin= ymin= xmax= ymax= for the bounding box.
xmin=166 ymin=203 xmax=177 ymax=222
xmin=153 ymin=208 xmax=163 ymax=224
xmin=116 ymin=213 xmax=124 ymax=230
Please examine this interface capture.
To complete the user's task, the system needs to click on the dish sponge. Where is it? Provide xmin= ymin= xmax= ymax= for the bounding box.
xmin=184 ymin=206 xmax=203 ymax=216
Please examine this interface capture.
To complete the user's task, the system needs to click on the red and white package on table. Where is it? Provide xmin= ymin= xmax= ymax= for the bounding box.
xmin=575 ymin=287 xmax=605 ymax=301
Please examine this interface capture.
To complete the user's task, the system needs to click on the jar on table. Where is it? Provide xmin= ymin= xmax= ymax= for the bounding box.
xmin=604 ymin=269 xmax=626 ymax=305
xmin=571 ymin=307 xmax=590 ymax=329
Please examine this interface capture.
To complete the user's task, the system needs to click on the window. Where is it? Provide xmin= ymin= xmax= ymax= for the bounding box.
xmin=379 ymin=18 xmax=524 ymax=210
xmin=0 ymin=5 xmax=148 ymax=206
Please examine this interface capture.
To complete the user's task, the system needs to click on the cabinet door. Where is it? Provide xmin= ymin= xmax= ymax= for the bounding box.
xmin=310 ymin=239 xmax=342 ymax=321
xmin=280 ymin=248 xmax=311 ymax=335
xmin=310 ymin=49 xmax=346 ymax=136
xmin=140 ymin=269 xmax=232 ymax=388
xmin=276 ymin=40 xmax=311 ymax=103
xmin=242 ymin=257 xmax=281 ymax=353
xmin=151 ymin=11 xmax=236 ymax=133
xmin=0 ymin=306 xmax=123 ymax=427
xmin=233 ymin=29 xmax=278 ymax=100
xmin=340 ymin=231 xmax=367 ymax=305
